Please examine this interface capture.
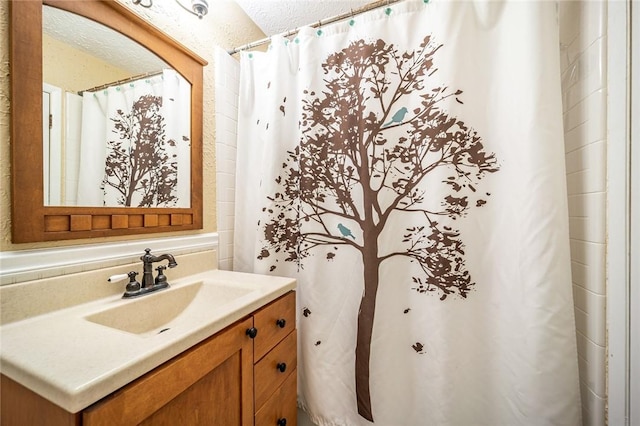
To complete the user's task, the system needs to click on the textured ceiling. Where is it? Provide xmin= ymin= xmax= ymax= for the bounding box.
xmin=43 ymin=5 xmax=168 ymax=76
xmin=43 ymin=1 xmax=374 ymax=72
xmin=234 ymin=0 xmax=372 ymax=37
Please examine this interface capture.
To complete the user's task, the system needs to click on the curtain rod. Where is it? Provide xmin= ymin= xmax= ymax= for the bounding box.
xmin=80 ymin=70 xmax=164 ymax=94
xmin=228 ymin=0 xmax=405 ymax=55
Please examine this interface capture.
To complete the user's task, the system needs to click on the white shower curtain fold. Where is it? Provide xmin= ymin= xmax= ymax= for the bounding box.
xmin=233 ymin=1 xmax=581 ymax=425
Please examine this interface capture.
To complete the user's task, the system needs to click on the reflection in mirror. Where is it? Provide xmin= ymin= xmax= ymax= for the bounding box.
xmin=42 ymin=6 xmax=191 ymax=208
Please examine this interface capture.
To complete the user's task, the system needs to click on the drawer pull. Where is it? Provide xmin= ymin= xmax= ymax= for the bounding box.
xmin=277 ymin=418 xmax=287 ymax=426
xmin=276 ymin=318 xmax=286 ymax=328
xmin=276 ymin=362 xmax=287 ymax=373
xmin=246 ymin=327 xmax=258 ymax=339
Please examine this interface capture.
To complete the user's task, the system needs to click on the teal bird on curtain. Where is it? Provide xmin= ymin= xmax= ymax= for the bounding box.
xmin=337 ymin=223 xmax=356 ymax=239
xmin=382 ymin=107 xmax=408 ymax=127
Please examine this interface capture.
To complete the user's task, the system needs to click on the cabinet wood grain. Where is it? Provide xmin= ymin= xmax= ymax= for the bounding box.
xmin=139 ymin=355 xmax=242 ymax=425
xmin=255 ymin=331 xmax=297 ymax=409
xmin=255 ymin=370 xmax=297 ymax=426
xmin=0 ymin=375 xmax=80 ymax=426
xmin=253 ymin=292 xmax=296 ymax=361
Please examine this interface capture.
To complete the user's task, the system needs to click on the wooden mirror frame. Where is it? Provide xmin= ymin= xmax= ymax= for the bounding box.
xmin=9 ymin=0 xmax=206 ymax=243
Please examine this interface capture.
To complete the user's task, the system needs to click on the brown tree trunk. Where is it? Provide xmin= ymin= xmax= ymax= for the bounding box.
xmin=125 ymin=166 xmax=137 ymax=207
xmin=355 ymin=237 xmax=379 ymax=422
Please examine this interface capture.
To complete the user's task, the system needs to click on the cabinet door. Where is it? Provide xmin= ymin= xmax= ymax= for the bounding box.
xmin=0 ymin=375 xmax=80 ymax=426
xmin=83 ymin=317 xmax=254 ymax=426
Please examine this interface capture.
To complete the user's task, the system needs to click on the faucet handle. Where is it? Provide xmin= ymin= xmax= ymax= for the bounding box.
xmin=124 ymin=271 xmax=141 ymax=297
xmin=109 ymin=272 xmax=141 ymax=298
xmin=155 ymin=266 xmax=168 ymax=285
xmin=107 ymin=273 xmax=129 ymax=283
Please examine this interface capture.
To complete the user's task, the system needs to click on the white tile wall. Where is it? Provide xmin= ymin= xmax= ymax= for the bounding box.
xmin=558 ymin=1 xmax=607 ymax=425
xmin=214 ymin=48 xmax=241 ymax=271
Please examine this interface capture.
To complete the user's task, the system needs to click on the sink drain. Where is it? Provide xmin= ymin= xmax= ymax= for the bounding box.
xmin=158 ymin=328 xmax=170 ymax=334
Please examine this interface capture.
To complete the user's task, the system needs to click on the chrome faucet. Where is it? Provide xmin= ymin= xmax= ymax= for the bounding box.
xmin=140 ymin=248 xmax=177 ymax=290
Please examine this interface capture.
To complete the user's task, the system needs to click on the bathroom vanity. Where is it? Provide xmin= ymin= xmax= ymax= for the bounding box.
xmin=0 ymin=270 xmax=297 ymax=426
xmin=5 ymin=0 xmax=298 ymax=421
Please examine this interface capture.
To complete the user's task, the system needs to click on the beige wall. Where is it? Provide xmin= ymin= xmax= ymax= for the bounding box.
xmin=43 ymin=33 xmax=131 ymax=93
xmin=0 ymin=0 xmax=264 ymax=251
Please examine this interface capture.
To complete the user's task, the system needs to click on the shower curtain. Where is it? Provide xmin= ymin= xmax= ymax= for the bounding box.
xmin=76 ymin=69 xmax=191 ymax=207
xmin=233 ymin=1 xmax=581 ymax=424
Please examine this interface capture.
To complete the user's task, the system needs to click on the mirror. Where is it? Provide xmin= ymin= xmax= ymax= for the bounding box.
xmin=42 ymin=6 xmax=192 ymax=208
xmin=10 ymin=0 xmax=207 ymax=242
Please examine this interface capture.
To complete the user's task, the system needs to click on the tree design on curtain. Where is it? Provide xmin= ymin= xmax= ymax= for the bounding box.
xmin=103 ymin=94 xmax=182 ymax=207
xmin=258 ymin=36 xmax=500 ymax=422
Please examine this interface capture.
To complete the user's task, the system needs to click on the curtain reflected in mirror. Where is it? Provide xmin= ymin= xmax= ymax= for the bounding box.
xmin=42 ymin=5 xmax=191 ymax=207
xmin=77 ymin=70 xmax=191 ymax=207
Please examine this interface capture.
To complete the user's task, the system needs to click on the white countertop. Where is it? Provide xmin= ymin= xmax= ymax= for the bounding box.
xmin=0 ymin=269 xmax=296 ymax=413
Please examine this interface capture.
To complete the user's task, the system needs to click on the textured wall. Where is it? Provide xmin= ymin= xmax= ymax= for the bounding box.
xmin=0 ymin=0 xmax=265 ymax=251
xmin=558 ymin=2 xmax=607 ymax=425
xmin=43 ymin=34 xmax=130 ymax=93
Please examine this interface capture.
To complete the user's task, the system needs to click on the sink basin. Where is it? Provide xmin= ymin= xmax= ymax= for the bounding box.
xmin=85 ymin=281 xmax=252 ymax=336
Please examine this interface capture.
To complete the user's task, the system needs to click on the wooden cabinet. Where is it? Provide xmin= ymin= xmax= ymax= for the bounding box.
xmin=252 ymin=292 xmax=297 ymax=426
xmin=0 ymin=291 xmax=297 ymax=426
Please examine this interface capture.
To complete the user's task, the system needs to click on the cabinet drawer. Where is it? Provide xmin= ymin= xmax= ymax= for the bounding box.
xmin=255 ymin=368 xmax=297 ymax=426
xmin=254 ymin=291 xmax=295 ymax=361
xmin=255 ymin=331 xmax=297 ymax=409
